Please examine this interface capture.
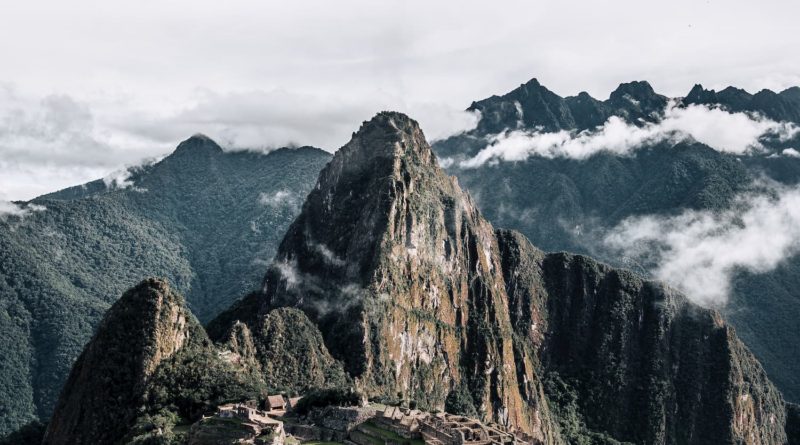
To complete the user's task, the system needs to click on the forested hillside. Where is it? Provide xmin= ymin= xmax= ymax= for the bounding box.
xmin=0 ymin=136 xmax=330 ymax=434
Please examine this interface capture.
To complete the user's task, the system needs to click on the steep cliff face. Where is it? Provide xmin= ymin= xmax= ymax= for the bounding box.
xmin=497 ymin=230 xmax=787 ymax=444
xmin=216 ymin=112 xmax=561 ymax=441
xmin=43 ymin=278 xmax=200 ymax=445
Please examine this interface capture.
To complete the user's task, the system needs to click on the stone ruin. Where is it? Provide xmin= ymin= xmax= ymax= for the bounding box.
xmin=281 ymin=403 xmax=536 ymax=445
xmin=369 ymin=407 xmax=535 ymax=445
xmin=284 ymin=405 xmax=377 ymax=443
xmin=419 ymin=412 xmax=525 ymax=445
xmin=188 ymin=401 xmax=286 ymax=445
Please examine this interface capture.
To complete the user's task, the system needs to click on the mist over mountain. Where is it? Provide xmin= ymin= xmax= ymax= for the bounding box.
xmin=0 ymin=138 xmax=329 ymax=434
xmin=433 ymin=77 xmax=800 ymax=402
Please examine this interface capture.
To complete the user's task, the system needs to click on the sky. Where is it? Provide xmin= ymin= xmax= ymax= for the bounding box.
xmin=1 ymin=0 xmax=799 ymax=200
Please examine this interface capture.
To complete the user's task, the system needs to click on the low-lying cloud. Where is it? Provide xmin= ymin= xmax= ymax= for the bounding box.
xmin=0 ymin=201 xmax=45 ymax=220
xmin=259 ymin=189 xmax=300 ymax=209
xmin=460 ymin=103 xmax=799 ymax=167
xmin=603 ymin=184 xmax=800 ymax=306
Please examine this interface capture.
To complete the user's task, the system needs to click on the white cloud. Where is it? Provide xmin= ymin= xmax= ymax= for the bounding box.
xmin=0 ymin=85 xmax=478 ymax=200
xmin=308 ymin=240 xmax=346 ymax=267
xmin=460 ymin=103 xmax=800 ymax=167
xmin=102 ymin=168 xmax=135 ymax=190
xmin=131 ymin=88 xmax=479 ymax=151
xmin=0 ymin=201 xmax=45 ymax=220
xmin=1 ymin=1 xmax=799 ymax=200
xmin=101 ymin=156 xmax=163 ymax=191
xmin=783 ymin=148 xmax=800 ymax=157
xmin=603 ymin=184 xmax=800 ymax=306
xmin=0 ymin=87 xmax=171 ymax=200
xmin=259 ymin=190 xmax=297 ymax=208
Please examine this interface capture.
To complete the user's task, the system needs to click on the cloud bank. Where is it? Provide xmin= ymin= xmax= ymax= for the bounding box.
xmin=603 ymin=184 xmax=800 ymax=306
xmin=0 ymin=85 xmax=478 ymax=200
xmin=460 ymin=103 xmax=799 ymax=167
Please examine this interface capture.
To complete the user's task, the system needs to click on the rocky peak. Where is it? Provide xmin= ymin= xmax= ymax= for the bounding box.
xmin=685 ymin=83 xmax=718 ymax=104
xmin=609 ymin=80 xmax=658 ymax=100
xmin=606 ymin=80 xmax=668 ymax=123
xmin=781 ymin=86 xmax=800 ymax=104
xmin=469 ymin=77 xmax=575 ymax=133
xmin=217 ymin=111 xmax=561 ymax=439
xmin=323 ymin=111 xmax=435 ymax=178
xmin=43 ymin=278 xmax=199 ymax=445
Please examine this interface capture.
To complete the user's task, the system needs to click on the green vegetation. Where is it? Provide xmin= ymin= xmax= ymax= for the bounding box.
xmin=0 ymin=420 xmax=45 ymax=445
xmin=444 ymin=383 xmax=478 ymax=418
xmin=0 ymin=138 xmax=330 ymax=434
xmin=251 ymin=308 xmax=350 ymax=394
xmin=144 ymin=342 xmax=267 ymax=422
xmin=122 ymin=410 xmax=187 ymax=445
xmin=292 ymin=387 xmax=363 ymax=415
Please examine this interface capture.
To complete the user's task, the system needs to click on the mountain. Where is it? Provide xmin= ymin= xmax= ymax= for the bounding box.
xmin=459 ymin=78 xmax=667 ymax=139
xmin=0 ymin=137 xmax=330 ymax=434
xmin=42 ymin=278 xmax=276 ymax=445
xmin=208 ymin=112 xmax=789 ymax=444
xmin=685 ymin=84 xmax=800 ymax=123
xmin=433 ymin=78 xmax=800 ymax=404
xmin=42 ymin=279 xmax=203 ymax=445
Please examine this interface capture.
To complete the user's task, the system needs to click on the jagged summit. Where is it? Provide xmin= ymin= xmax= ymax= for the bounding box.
xmin=609 ymin=80 xmax=658 ymax=99
xmin=326 ymin=111 xmax=437 ymax=181
xmin=685 ymin=83 xmax=716 ymax=104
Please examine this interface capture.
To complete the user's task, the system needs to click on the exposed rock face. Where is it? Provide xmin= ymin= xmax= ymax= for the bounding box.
xmin=42 ymin=278 xmax=199 ymax=445
xmin=214 ymin=112 xmax=561 ymax=441
xmin=498 ymin=231 xmax=787 ymax=444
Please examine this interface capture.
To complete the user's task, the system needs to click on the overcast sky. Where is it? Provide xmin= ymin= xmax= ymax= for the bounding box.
xmin=1 ymin=0 xmax=799 ymax=200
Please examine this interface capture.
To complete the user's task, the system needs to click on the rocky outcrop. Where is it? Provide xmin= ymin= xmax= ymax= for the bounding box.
xmin=42 ymin=278 xmax=200 ymax=445
xmin=249 ymin=307 xmax=349 ymax=392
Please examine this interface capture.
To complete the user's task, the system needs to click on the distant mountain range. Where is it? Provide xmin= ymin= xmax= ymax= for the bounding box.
xmin=433 ymin=78 xmax=800 ymax=404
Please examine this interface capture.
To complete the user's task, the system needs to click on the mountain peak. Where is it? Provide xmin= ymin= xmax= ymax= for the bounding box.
xmin=685 ymin=83 xmax=718 ymax=104
xmin=781 ymin=86 xmax=800 ymax=103
xmin=43 ymin=278 xmax=199 ymax=445
xmin=172 ymin=133 xmax=224 ymax=156
xmin=610 ymin=80 xmax=658 ymax=100
xmin=334 ymin=111 xmax=435 ymax=173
